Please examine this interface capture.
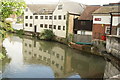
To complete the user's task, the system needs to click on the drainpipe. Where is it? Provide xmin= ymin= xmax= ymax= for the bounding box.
xmin=110 ymin=13 xmax=113 ymax=35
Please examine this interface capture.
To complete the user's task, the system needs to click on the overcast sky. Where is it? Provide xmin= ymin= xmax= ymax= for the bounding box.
xmin=25 ymin=0 xmax=120 ymax=5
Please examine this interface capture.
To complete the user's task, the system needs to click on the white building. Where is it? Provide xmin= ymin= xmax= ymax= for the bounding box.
xmin=24 ymin=1 xmax=85 ymax=38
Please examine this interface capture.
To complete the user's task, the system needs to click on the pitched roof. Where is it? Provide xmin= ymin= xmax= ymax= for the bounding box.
xmin=79 ymin=6 xmax=101 ymax=20
xmin=27 ymin=4 xmax=57 ymax=14
xmin=93 ymin=6 xmax=120 ymax=14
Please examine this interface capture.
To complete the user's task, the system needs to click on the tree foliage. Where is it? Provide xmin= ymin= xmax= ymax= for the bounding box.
xmin=0 ymin=0 xmax=26 ymax=21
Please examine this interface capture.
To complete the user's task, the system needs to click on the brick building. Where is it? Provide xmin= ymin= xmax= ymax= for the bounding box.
xmin=92 ymin=3 xmax=120 ymax=40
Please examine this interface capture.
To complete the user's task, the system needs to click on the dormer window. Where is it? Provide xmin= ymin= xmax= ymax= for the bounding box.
xmin=58 ymin=5 xmax=62 ymax=10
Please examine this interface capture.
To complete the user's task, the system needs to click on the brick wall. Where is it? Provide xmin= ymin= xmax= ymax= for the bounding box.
xmin=92 ymin=24 xmax=105 ymax=39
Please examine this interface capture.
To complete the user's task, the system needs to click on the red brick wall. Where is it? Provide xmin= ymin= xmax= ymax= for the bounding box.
xmin=92 ymin=24 xmax=106 ymax=39
xmin=92 ymin=24 xmax=117 ymax=40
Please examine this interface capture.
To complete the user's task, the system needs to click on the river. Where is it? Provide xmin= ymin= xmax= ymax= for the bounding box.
xmin=0 ymin=34 xmax=120 ymax=79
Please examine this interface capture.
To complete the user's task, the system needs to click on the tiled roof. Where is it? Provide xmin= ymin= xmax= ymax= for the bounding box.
xmin=79 ymin=6 xmax=101 ymax=20
xmin=27 ymin=4 xmax=57 ymax=14
xmin=93 ymin=6 xmax=120 ymax=14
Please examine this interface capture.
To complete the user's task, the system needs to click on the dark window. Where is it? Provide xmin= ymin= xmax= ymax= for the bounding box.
xmin=40 ymin=24 xmax=43 ymax=28
xmin=30 ymin=16 xmax=32 ymax=19
xmin=54 ymin=25 xmax=56 ymax=29
xmin=58 ymin=15 xmax=62 ymax=20
xmin=26 ymin=8 xmax=28 ymax=12
xmin=64 ymin=15 xmax=66 ymax=20
xmin=45 ymin=24 xmax=47 ymax=28
xmin=45 ymin=16 xmax=48 ymax=19
xmin=49 ymin=16 xmax=52 ymax=20
xmin=81 ymin=21 xmax=86 ymax=25
xmin=54 ymin=16 xmax=56 ymax=20
xmin=29 ymin=52 xmax=31 ymax=55
xmin=58 ymin=5 xmax=62 ymax=10
xmin=57 ymin=54 xmax=59 ymax=58
xmin=29 ymin=44 xmax=31 ymax=47
xmin=25 ymin=43 xmax=27 ymax=46
xmin=30 ymin=23 xmax=32 ymax=27
xmin=40 ymin=16 xmax=43 ymax=19
xmin=49 ymin=25 xmax=52 ymax=29
xmin=63 ymin=26 xmax=65 ymax=30
xmin=35 ymin=16 xmax=38 ymax=19
xmin=25 ymin=16 xmax=28 ymax=19
xmin=58 ymin=26 xmax=61 ymax=30
xmin=25 ymin=23 xmax=28 ymax=27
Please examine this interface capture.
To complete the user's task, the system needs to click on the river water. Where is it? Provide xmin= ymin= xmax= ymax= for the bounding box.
xmin=0 ymin=34 xmax=120 ymax=79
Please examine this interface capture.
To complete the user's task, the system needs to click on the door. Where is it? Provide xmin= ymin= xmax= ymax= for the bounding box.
xmin=34 ymin=25 xmax=37 ymax=33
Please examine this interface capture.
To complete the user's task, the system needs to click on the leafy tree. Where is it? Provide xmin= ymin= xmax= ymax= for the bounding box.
xmin=0 ymin=0 xmax=26 ymax=30
xmin=40 ymin=29 xmax=55 ymax=40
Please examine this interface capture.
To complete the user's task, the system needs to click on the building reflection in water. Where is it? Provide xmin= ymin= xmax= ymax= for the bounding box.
xmin=23 ymin=37 xmax=106 ymax=78
xmin=2 ymin=35 xmax=120 ymax=78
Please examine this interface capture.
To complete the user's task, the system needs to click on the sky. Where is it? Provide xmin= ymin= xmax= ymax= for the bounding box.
xmin=25 ymin=0 xmax=120 ymax=5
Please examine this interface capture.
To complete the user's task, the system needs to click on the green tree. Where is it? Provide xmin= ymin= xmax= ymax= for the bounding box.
xmin=0 ymin=0 xmax=26 ymax=31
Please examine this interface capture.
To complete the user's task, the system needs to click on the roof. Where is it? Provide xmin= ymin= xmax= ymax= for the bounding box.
xmin=93 ymin=6 xmax=120 ymax=14
xmin=27 ymin=4 xmax=57 ymax=14
xmin=79 ymin=6 xmax=101 ymax=20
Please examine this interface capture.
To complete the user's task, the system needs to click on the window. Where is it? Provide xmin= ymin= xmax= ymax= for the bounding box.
xmin=81 ymin=21 xmax=86 ymax=25
xmin=26 ymin=8 xmax=28 ymax=12
xmin=54 ymin=25 xmax=56 ymax=29
xmin=105 ymin=26 xmax=110 ymax=34
xmin=40 ymin=24 xmax=43 ymax=28
xmin=25 ymin=16 xmax=28 ymax=19
xmin=58 ymin=26 xmax=61 ymax=30
xmin=45 ymin=16 xmax=48 ymax=19
xmin=117 ymin=28 xmax=120 ymax=36
xmin=49 ymin=16 xmax=52 ymax=20
xmin=29 ymin=44 xmax=31 ymax=47
xmin=35 ymin=16 xmax=38 ymax=19
xmin=49 ymin=25 xmax=52 ymax=29
xmin=54 ymin=16 xmax=57 ymax=20
xmin=58 ymin=15 xmax=62 ymax=20
xmin=64 ymin=15 xmax=66 ymax=20
xmin=30 ymin=16 xmax=32 ymax=19
xmin=30 ymin=23 xmax=32 ymax=27
xmin=63 ymin=26 xmax=65 ymax=30
xmin=45 ymin=24 xmax=47 ymax=28
xmin=25 ymin=43 xmax=27 ymax=46
xmin=40 ymin=16 xmax=43 ymax=19
xmin=25 ymin=23 xmax=28 ymax=27
xmin=58 ymin=5 xmax=62 ymax=10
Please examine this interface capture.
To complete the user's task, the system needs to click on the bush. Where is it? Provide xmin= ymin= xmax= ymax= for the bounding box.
xmin=40 ymin=29 xmax=55 ymax=40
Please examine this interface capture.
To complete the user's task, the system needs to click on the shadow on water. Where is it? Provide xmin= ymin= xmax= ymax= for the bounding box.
xmin=1 ymin=34 xmax=120 ymax=79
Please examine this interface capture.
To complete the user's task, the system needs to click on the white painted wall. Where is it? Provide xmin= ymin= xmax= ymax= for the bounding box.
xmin=24 ymin=1 xmax=84 ymax=38
xmin=93 ymin=15 xmax=111 ymax=24
xmin=77 ymin=30 xmax=92 ymax=35
xmin=24 ymin=8 xmax=34 ymax=32
xmin=113 ymin=16 xmax=120 ymax=26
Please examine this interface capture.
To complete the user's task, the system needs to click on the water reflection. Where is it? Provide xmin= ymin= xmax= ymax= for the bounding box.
xmin=1 ymin=35 xmax=119 ymax=78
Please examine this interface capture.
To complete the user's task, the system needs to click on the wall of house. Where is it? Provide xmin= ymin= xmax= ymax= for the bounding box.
xmin=77 ymin=31 xmax=92 ymax=35
xmin=33 ymin=14 xmax=53 ymax=33
xmin=24 ymin=8 xmax=34 ymax=32
xmin=92 ymin=24 xmax=106 ymax=39
xmin=106 ymin=35 xmax=120 ymax=59
xmin=73 ymin=34 xmax=92 ymax=43
xmin=53 ymin=11 xmax=67 ymax=38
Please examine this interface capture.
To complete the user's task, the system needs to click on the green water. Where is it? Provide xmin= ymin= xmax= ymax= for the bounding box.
xmin=0 ymin=35 xmax=114 ymax=79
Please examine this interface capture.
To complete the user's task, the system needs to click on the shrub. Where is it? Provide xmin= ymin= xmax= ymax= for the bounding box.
xmin=40 ymin=29 xmax=55 ymax=40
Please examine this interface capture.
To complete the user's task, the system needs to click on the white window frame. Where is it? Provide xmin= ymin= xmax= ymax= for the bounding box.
xmin=105 ymin=26 xmax=110 ymax=34
xmin=117 ymin=28 xmax=120 ymax=36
